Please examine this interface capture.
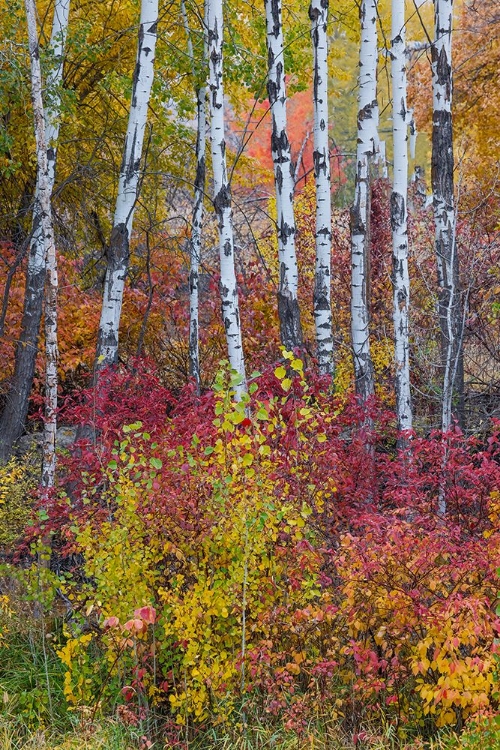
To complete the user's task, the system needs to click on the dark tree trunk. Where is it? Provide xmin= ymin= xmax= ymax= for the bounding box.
xmin=0 ymin=244 xmax=45 ymax=462
xmin=431 ymin=0 xmax=464 ymax=431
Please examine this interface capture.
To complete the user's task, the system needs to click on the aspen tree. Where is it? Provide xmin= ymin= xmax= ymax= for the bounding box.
xmin=310 ymin=0 xmax=334 ymax=377
xmin=0 ymin=0 xmax=70 ymax=462
xmin=23 ymin=0 xmax=59 ymax=489
xmin=95 ymin=0 xmax=158 ymax=371
xmin=391 ymin=0 xmax=412 ymax=433
xmin=208 ymin=0 xmax=246 ymax=395
xmin=350 ymin=0 xmax=379 ymax=402
xmin=182 ymin=0 xmax=207 ymax=393
xmin=264 ymin=0 xmax=303 ymax=352
xmin=431 ymin=0 xmax=464 ymax=431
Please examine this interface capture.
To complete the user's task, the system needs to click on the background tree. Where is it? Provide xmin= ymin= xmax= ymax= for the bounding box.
xmin=390 ymin=0 xmax=412 ymax=433
xmin=182 ymin=0 xmax=207 ymax=393
xmin=0 ymin=0 xmax=70 ymax=462
xmin=310 ymin=0 xmax=334 ymax=377
xmin=23 ymin=0 xmax=59 ymax=489
xmin=264 ymin=0 xmax=303 ymax=352
xmin=431 ymin=0 xmax=463 ymax=431
xmin=95 ymin=0 xmax=159 ymax=371
xmin=208 ymin=0 xmax=246 ymax=394
xmin=350 ymin=0 xmax=379 ymax=403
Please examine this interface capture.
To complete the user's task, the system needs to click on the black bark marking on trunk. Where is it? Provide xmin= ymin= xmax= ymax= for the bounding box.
xmin=271 ymin=125 xmax=290 ymax=162
xmin=123 ymin=126 xmax=139 ymax=183
xmin=214 ymin=184 xmax=231 ymax=215
xmin=390 ymin=191 xmax=405 ymax=231
xmin=314 ymin=285 xmax=330 ymax=312
xmin=267 ymin=61 xmax=284 ymax=104
xmin=276 ymin=164 xmax=283 ymax=193
xmin=108 ymin=222 xmax=130 ymax=267
xmin=278 ymin=290 xmax=303 ymax=351
xmin=399 ymin=96 xmax=406 ymax=121
xmin=131 ymin=25 xmax=144 ymax=109
xmin=358 ymin=99 xmax=377 ymax=124
xmin=279 ymin=218 xmax=294 ymax=246
xmin=195 ymin=153 xmax=206 ymax=191
xmin=350 ymin=198 xmax=366 ymax=236
xmin=433 ymin=45 xmax=452 ymax=97
xmin=267 ymin=46 xmax=275 ymax=77
xmin=269 ymin=0 xmax=281 ymax=38
xmin=210 ymin=47 xmax=220 ymax=70
xmin=431 ymin=110 xmax=453 ymax=205
xmin=313 ymin=148 xmax=328 ymax=177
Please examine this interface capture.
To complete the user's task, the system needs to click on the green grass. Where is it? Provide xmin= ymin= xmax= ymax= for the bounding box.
xmin=0 ymin=597 xmax=497 ymax=749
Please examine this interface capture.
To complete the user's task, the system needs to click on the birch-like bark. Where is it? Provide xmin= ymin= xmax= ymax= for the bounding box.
xmin=0 ymin=0 xmax=70 ymax=463
xmin=24 ymin=0 xmax=59 ymax=490
xmin=182 ymin=0 xmax=207 ymax=393
xmin=431 ymin=0 xmax=463 ymax=433
xmin=350 ymin=0 xmax=378 ymax=402
xmin=310 ymin=0 xmax=333 ymax=377
xmin=264 ymin=0 xmax=303 ymax=352
xmin=391 ymin=0 xmax=412 ymax=434
xmin=208 ymin=0 xmax=246 ymax=395
xmin=95 ymin=0 xmax=158 ymax=371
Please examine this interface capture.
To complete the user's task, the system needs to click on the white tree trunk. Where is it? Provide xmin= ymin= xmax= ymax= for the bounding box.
xmin=350 ymin=0 xmax=378 ymax=402
xmin=391 ymin=0 xmax=412 ymax=434
xmin=310 ymin=0 xmax=333 ymax=377
xmin=208 ymin=0 xmax=246 ymax=396
xmin=95 ymin=0 xmax=158 ymax=370
xmin=24 ymin=0 xmax=60 ymax=491
xmin=431 ymin=0 xmax=463 ymax=434
xmin=264 ymin=0 xmax=303 ymax=351
xmin=0 ymin=0 xmax=70 ymax=462
xmin=182 ymin=0 xmax=207 ymax=393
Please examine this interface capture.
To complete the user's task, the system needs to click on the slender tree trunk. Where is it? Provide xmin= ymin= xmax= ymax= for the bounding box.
xmin=182 ymin=0 xmax=207 ymax=394
xmin=391 ymin=0 xmax=412 ymax=434
xmin=24 ymin=0 xmax=59 ymax=490
xmin=0 ymin=0 xmax=70 ymax=463
xmin=208 ymin=0 xmax=246 ymax=396
xmin=264 ymin=0 xmax=303 ymax=352
xmin=310 ymin=0 xmax=333 ymax=377
xmin=95 ymin=0 xmax=158 ymax=371
xmin=431 ymin=0 xmax=463 ymax=432
xmin=350 ymin=0 xmax=378 ymax=403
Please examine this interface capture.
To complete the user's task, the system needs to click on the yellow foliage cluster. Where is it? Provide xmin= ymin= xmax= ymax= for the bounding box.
xmin=0 ymin=454 xmax=37 ymax=549
xmin=336 ymin=525 xmax=500 ymax=729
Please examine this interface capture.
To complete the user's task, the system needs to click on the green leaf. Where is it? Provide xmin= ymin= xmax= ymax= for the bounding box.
xmin=150 ymin=457 xmax=162 ymax=470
